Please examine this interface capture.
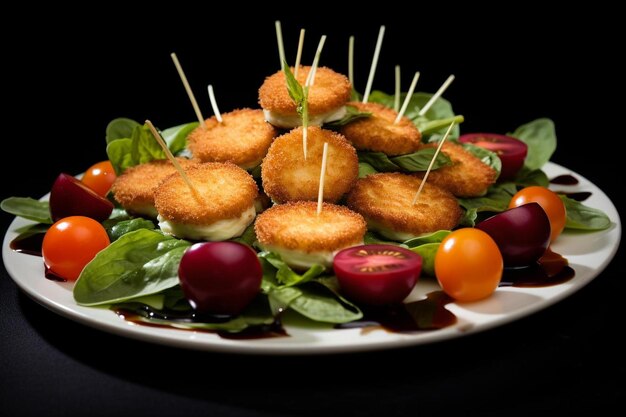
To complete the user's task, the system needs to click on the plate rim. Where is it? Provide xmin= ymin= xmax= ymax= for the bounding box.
xmin=2 ymin=161 xmax=622 ymax=355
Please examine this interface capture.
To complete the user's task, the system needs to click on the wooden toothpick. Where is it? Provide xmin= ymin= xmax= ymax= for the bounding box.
xmin=395 ymin=71 xmax=420 ymax=124
xmin=362 ymin=25 xmax=385 ymax=103
xmin=275 ymin=21 xmax=286 ymax=70
xmin=394 ymin=65 xmax=401 ymax=112
xmin=317 ymin=142 xmax=329 ymax=216
xmin=418 ymin=74 xmax=455 ymax=117
xmin=146 ymin=120 xmax=202 ymax=202
xmin=294 ymin=29 xmax=305 ymax=78
xmin=305 ymin=35 xmax=327 ymax=87
xmin=171 ymin=53 xmax=206 ymax=129
xmin=348 ymin=36 xmax=355 ymax=87
xmin=207 ymin=84 xmax=223 ymax=123
xmin=412 ymin=121 xmax=455 ymax=205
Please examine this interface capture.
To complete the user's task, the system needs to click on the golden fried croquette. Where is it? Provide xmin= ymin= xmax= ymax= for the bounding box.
xmin=111 ymin=158 xmax=198 ymax=217
xmin=255 ymin=201 xmax=366 ymax=268
xmin=414 ymin=142 xmax=497 ymax=197
xmin=154 ymin=163 xmax=258 ymax=241
xmin=187 ymin=108 xmax=277 ymax=170
xmin=347 ymin=172 xmax=462 ymax=241
xmin=340 ymin=102 xmax=422 ymax=156
xmin=261 ymin=126 xmax=358 ymax=204
xmin=259 ymin=66 xmax=351 ymax=128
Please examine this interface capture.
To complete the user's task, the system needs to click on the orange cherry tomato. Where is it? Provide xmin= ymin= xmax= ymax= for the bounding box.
xmin=81 ymin=161 xmax=116 ymax=197
xmin=435 ymin=228 xmax=503 ymax=302
xmin=42 ymin=216 xmax=110 ymax=281
xmin=509 ymin=186 xmax=566 ymax=242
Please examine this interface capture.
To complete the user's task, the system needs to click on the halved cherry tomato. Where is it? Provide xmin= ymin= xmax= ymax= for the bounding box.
xmin=334 ymin=245 xmax=422 ymax=306
xmin=42 ymin=216 xmax=110 ymax=281
xmin=459 ymin=133 xmax=528 ymax=181
xmin=509 ymin=186 xmax=566 ymax=242
xmin=435 ymin=228 xmax=503 ymax=302
xmin=82 ymin=161 xmax=116 ymax=197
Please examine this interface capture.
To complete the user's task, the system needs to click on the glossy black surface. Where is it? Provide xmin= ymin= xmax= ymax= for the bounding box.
xmin=2 ymin=9 xmax=623 ymax=416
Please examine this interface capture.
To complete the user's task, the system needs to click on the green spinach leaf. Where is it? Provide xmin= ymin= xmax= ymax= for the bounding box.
xmin=509 ymin=118 xmax=556 ymax=170
xmin=103 ymin=218 xmax=156 ymax=242
xmin=1 ymin=197 xmax=52 ymax=224
xmin=324 ymin=105 xmax=371 ymax=128
xmin=560 ymin=195 xmax=611 ymax=231
xmin=461 ymin=142 xmax=502 ymax=178
xmin=106 ymin=118 xmax=140 ymax=144
xmin=74 ymin=229 xmax=191 ymax=306
xmin=161 ymin=122 xmax=199 ymax=155
xmin=358 ymin=149 xmax=451 ymax=173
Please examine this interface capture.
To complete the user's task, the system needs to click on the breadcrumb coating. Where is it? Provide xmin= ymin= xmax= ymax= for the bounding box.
xmin=111 ymin=158 xmax=198 ymax=214
xmin=415 ymin=142 xmax=497 ymax=197
xmin=347 ymin=172 xmax=462 ymax=236
xmin=187 ymin=108 xmax=277 ymax=169
xmin=154 ymin=162 xmax=258 ymax=225
xmin=255 ymin=201 xmax=366 ymax=252
xmin=340 ymin=102 xmax=422 ymax=156
xmin=258 ymin=66 xmax=351 ymax=116
xmin=261 ymin=126 xmax=359 ymax=204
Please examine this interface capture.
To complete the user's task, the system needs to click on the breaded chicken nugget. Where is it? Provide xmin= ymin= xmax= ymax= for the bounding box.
xmin=111 ymin=158 xmax=198 ymax=218
xmin=340 ymin=102 xmax=422 ymax=156
xmin=187 ymin=108 xmax=277 ymax=169
xmin=347 ymin=172 xmax=462 ymax=241
xmin=154 ymin=163 xmax=258 ymax=241
xmin=261 ymin=126 xmax=358 ymax=204
xmin=414 ymin=142 xmax=497 ymax=197
xmin=255 ymin=201 xmax=366 ymax=269
xmin=259 ymin=66 xmax=351 ymax=128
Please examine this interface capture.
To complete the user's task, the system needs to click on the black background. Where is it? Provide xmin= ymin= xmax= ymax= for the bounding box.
xmin=1 ymin=7 xmax=623 ymax=417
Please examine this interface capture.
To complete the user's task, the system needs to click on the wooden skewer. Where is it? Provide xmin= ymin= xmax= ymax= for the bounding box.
xmin=302 ymin=87 xmax=309 ymax=161
xmin=145 ymin=120 xmax=203 ymax=202
xmin=305 ymin=35 xmax=327 ymax=87
xmin=418 ymin=74 xmax=455 ymax=117
xmin=394 ymin=65 xmax=401 ymax=112
xmin=170 ymin=53 xmax=206 ymax=129
xmin=294 ymin=29 xmax=305 ymax=78
xmin=362 ymin=25 xmax=386 ymax=103
xmin=411 ymin=121 xmax=455 ymax=205
xmin=348 ymin=36 xmax=355 ymax=87
xmin=317 ymin=142 xmax=329 ymax=216
xmin=394 ymin=71 xmax=420 ymax=124
xmin=207 ymin=84 xmax=223 ymax=123
xmin=275 ymin=20 xmax=286 ymax=70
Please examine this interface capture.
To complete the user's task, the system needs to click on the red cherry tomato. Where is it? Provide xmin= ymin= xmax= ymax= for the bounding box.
xmin=42 ymin=216 xmax=110 ymax=281
xmin=178 ymin=242 xmax=263 ymax=315
xmin=334 ymin=245 xmax=422 ymax=306
xmin=459 ymin=133 xmax=528 ymax=181
xmin=435 ymin=228 xmax=503 ymax=302
xmin=82 ymin=161 xmax=116 ymax=197
xmin=509 ymin=186 xmax=566 ymax=242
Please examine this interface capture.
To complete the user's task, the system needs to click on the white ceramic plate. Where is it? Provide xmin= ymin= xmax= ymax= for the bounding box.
xmin=2 ymin=162 xmax=621 ymax=354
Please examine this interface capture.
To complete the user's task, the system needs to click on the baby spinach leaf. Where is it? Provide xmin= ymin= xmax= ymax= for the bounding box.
xmin=270 ymin=282 xmax=362 ymax=323
xmin=324 ymin=105 xmax=371 ymax=128
xmin=106 ymin=118 xmax=140 ymax=144
xmin=130 ymin=124 xmax=166 ymax=165
xmin=358 ymin=149 xmax=451 ymax=173
xmin=104 ymin=218 xmax=156 ymax=242
xmin=560 ymin=195 xmax=611 ymax=231
xmin=458 ymin=183 xmax=517 ymax=213
xmin=1 ymin=197 xmax=52 ymax=224
xmin=403 ymin=230 xmax=451 ymax=248
xmin=74 ymin=229 xmax=191 ymax=306
xmin=513 ymin=167 xmax=549 ymax=187
xmin=358 ymin=162 xmax=378 ymax=178
xmin=411 ymin=243 xmax=440 ymax=277
xmin=106 ymin=138 xmax=134 ymax=175
xmin=161 ymin=121 xmax=199 ymax=155
xmin=509 ymin=118 xmax=556 ymax=170
xmin=258 ymin=251 xmax=325 ymax=287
